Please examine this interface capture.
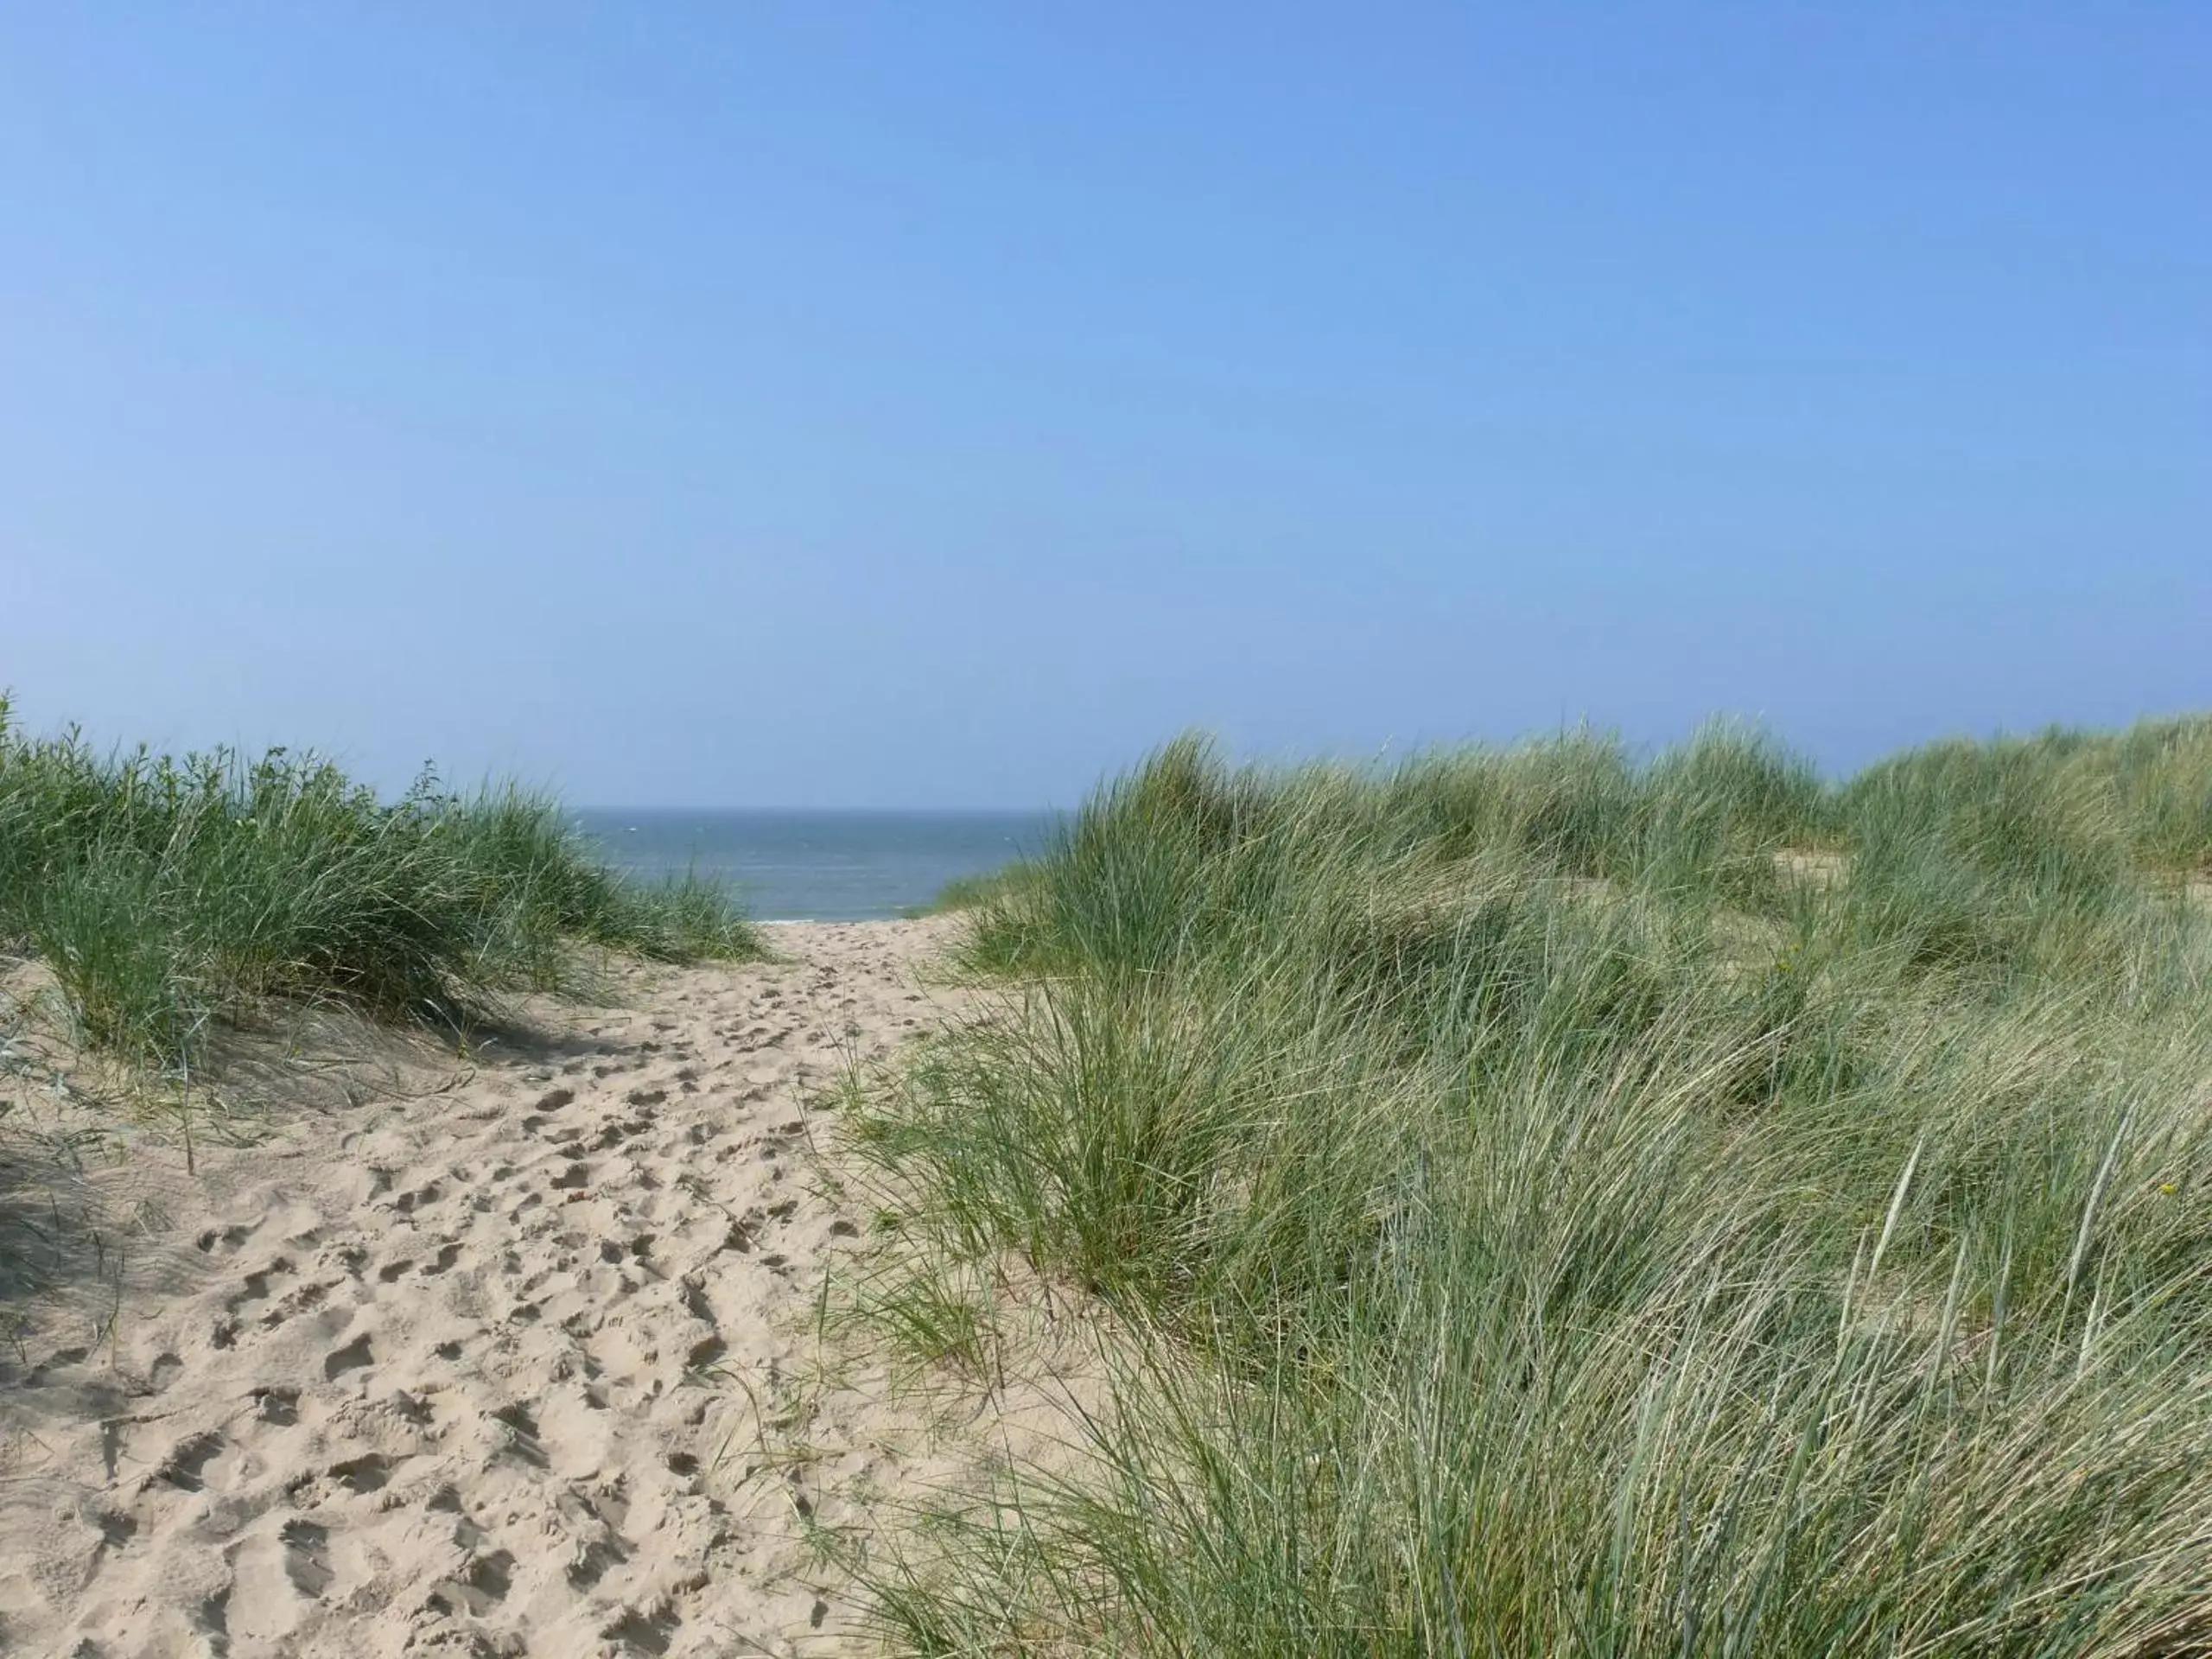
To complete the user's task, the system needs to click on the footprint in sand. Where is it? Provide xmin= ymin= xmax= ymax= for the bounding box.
xmin=253 ymin=1385 xmax=300 ymax=1425
xmin=152 ymin=1430 xmax=226 ymax=1493
xmin=329 ymin=1452 xmax=394 ymax=1494
xmin=279 ymin=1517 xmax=334 ymax=1598
xmin=322 ymin=1332 xmax=374 ymax=1381
xmin=3 ymin=920 xmax=992 ymax=1658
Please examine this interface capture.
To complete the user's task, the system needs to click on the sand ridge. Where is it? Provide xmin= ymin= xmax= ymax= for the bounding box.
xmin=0 ymin=919 xmax=976 ymax=1657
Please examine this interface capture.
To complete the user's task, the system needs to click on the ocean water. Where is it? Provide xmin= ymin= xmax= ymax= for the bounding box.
xmin=572 ymin=809 xmax=1057 ymax=923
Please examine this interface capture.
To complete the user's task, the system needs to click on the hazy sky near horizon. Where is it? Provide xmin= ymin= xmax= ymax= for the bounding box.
xmin=3 ymin=6 xmax=2206 ymax=808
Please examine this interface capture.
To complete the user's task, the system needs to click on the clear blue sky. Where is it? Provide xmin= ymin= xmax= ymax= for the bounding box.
xmin=3 ymin=6 xmax=2205 ymax=808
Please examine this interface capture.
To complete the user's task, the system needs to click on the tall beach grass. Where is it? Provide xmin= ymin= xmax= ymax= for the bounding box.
xmin=852 ymin=718 xmax=2212 ymax=1655
xmin=0 ymin=698 xmax=762 ymax=1073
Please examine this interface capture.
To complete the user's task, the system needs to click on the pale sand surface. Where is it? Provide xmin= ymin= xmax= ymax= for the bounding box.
xmin=0 ymin=919 xmax=1046 ymax=1657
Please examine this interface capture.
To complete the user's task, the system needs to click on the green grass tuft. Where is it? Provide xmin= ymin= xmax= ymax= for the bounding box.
xmin=900 ymin=861 xmax=1039 ymax=918
xmin=0 ymin=696 xmax=764 ymax=1071
xmin=851 ymin=715 xmax=2212 ymax=1655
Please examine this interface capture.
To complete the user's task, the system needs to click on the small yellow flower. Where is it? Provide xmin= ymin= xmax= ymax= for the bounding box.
xmin=2159 ymin=1183 xmax=2179 ymax=1196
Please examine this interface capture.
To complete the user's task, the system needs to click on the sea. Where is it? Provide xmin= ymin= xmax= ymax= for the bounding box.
xmin=570 ymin=809 xmax=1058 ymax=923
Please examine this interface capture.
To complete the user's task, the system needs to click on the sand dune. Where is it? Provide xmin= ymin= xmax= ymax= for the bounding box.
xmin=0 ymin=919 xmax=1001 ymax=1657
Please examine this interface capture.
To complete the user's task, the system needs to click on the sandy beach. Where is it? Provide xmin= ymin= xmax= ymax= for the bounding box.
xmin=0 ymin=919 xmax=1002 ymax=1657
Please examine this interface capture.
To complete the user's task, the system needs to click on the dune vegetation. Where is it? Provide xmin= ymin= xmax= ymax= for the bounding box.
xmin=852 ymin=718 xmax=2212 ymax=1655
xmin=903 ymin=861 xmax=1041 ymax=918
xmin=0 ymin=698 xmax=762 ymax=1074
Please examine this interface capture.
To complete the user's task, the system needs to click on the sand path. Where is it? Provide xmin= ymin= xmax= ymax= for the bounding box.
xmin=2 ymin=920 xmax=966 ymax=1658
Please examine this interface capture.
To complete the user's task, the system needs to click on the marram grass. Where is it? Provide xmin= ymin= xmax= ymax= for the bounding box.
xmin=0 ymin=699 xmax=763 ymax=1071
xmin=849 ymin=719 xmax=2212 ymax=1656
